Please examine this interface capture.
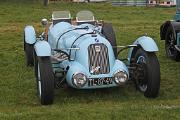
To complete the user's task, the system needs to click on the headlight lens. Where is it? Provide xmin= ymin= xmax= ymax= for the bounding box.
xmin=114 ymin=71 xmax=128 ymax=85
xmin=72 ymin=73 xmax=87 ymax=88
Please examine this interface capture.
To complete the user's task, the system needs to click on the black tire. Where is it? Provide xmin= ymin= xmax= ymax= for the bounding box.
xmin=34 ymin=51 xmax=38 ymax=80
xmin=44 ymin=0 xmax=49 ymax=6
xmin=134 ymin=48 xmax=160 ymax=98
xmin=102 ymin=23 xmax=117 ymax=58
xmin=165 ymin=27 xmax=180 ymax=61
xmin=25 ymin=43 xmax=34 ymax=66
xmin=34 ymin=51 xmax=39 ymax=96
xmin=36 ymin=57 xmax=54 ymax=105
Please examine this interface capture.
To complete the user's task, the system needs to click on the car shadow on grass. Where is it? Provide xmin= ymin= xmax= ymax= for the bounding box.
xmin=53 ymin=81 xmax=146 ymax=105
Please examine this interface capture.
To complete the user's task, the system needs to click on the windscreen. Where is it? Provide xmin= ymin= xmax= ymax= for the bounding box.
xmin=52 ymin=11 xmax=71 ymax=20
xmin=76 ymin=10 xmax=94 ymax=21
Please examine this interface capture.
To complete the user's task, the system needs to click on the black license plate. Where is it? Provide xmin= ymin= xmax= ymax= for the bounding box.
xmin=88 ymin=77 xmax=113 ymax=86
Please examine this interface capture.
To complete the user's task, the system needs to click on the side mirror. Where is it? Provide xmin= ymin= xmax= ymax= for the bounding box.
xmin=41 ymin=18 xmax=48 ymax=26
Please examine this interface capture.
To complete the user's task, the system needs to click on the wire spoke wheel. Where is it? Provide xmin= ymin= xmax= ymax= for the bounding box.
xmin=136 ymin=56 xmax=148 ymax=92
xmin=133 ymin=48 xmax=160 ymax=98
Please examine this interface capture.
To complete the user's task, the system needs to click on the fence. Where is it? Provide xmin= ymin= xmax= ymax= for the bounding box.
xmin=112 ymin=0 xmax=148 ymax=6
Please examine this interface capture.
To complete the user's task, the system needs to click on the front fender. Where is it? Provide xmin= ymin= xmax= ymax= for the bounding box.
xmin=66 ymin=61 xmax=88 ymax=88
xmin=34 ymin=41 xmax=51 ymax=56
xmin=127 ymin=36 xmax=158 ymax=63
xmin=24 ymin=26 xmax=36 ymax=44
xmin=133 ymin=36 xmax=159 ymax=52
xmin=112 ymin=60 xmax=129 ymax=77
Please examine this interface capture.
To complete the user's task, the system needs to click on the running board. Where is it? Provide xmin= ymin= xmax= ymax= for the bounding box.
xmin=175 ymin=45 xmax=180 ymax=52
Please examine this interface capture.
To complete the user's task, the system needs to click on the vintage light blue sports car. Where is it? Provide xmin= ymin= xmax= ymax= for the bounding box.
xmin=24 ymin=10 xmax=160 ymax=105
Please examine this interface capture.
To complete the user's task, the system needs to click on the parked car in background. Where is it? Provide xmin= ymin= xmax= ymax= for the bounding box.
xmin=160 ymin=0 xmax=180 ymax=61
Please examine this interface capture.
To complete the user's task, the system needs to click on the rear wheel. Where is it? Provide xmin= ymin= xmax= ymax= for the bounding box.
xmin=36 ymin=57 xmax=54 ymax=105
xmin=133 ymin=48 xmax=160 ymax=98
xmin=165 ymin=27 xmax=180 ymax=61
xmin=24 ymin=43 xmax=34 ymax=66
xmin=102 ymin=23 xmax=117 ymax=58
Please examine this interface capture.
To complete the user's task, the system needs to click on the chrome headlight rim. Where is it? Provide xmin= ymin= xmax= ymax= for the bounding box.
xmin=113 ymin=70 xmax=128 ymax=85
xmin=72 ymin=72 xmax=87 ymax=88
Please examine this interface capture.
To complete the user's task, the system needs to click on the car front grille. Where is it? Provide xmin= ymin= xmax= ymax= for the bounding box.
xmin=88 ymin=43 xmax=110 ymax=75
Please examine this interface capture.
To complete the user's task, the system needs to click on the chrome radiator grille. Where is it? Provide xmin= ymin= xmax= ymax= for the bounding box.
xmin=88 ymin=44 xmax=110 ymax=75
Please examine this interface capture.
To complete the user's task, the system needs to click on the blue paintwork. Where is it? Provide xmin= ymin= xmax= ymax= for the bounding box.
xmin=66 ymin=60 xmax=129 ymax=89
xmin=127 ymin=36 xmax=159 ymax=64
xmin=26 ymin=18 xmax=158 ymax=89
xmin=24 ymin=26 xmax=36 ymax=44
xmin=34 ymin=40 xmax=51 ymax=56
xmin=134 ymin=36 xmax=159 ymax=52
xmin=47 ymin=22 xmax=129 ymax=89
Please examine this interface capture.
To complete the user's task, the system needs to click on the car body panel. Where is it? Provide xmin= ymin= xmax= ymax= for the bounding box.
xmin=66 ymin=60 xmax=128 ymax=89
xmin=46 ymin=22 xmax=129 ymax=89
xmin=134 ymin=36 xmax=159 ymax=52
xmin=24 ymin=26 xmax=36 ymax=44
xmin=34 ymin=40 xmax=51 ymax=56
xmin=127 ymin=36 xmax=159 ymax=64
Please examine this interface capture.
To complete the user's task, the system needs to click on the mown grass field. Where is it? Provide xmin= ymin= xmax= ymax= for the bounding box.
xmin=0 ymin=0 xmax=180 ymax=119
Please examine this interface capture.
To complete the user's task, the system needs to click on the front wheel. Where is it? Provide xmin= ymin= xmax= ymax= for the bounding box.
xmin=36 ymin=56 xmax=54 ymax=105
xmin=133 ymin=48 xmax=160 ymax=98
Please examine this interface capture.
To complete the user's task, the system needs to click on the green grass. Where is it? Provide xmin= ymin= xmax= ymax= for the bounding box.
xmin=0 ymin=1 xmax=180 ymax=120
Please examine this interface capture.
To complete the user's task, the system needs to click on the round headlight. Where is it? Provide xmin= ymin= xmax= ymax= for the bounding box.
xmin=72 ymin=73 xmax=87 ymax=88
xmin=114 ymin=71 xmax=128 ymax=85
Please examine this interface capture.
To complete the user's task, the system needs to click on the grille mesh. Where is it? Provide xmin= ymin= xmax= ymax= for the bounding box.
xmin=88 ymin=44 xmax=110 ymax=75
